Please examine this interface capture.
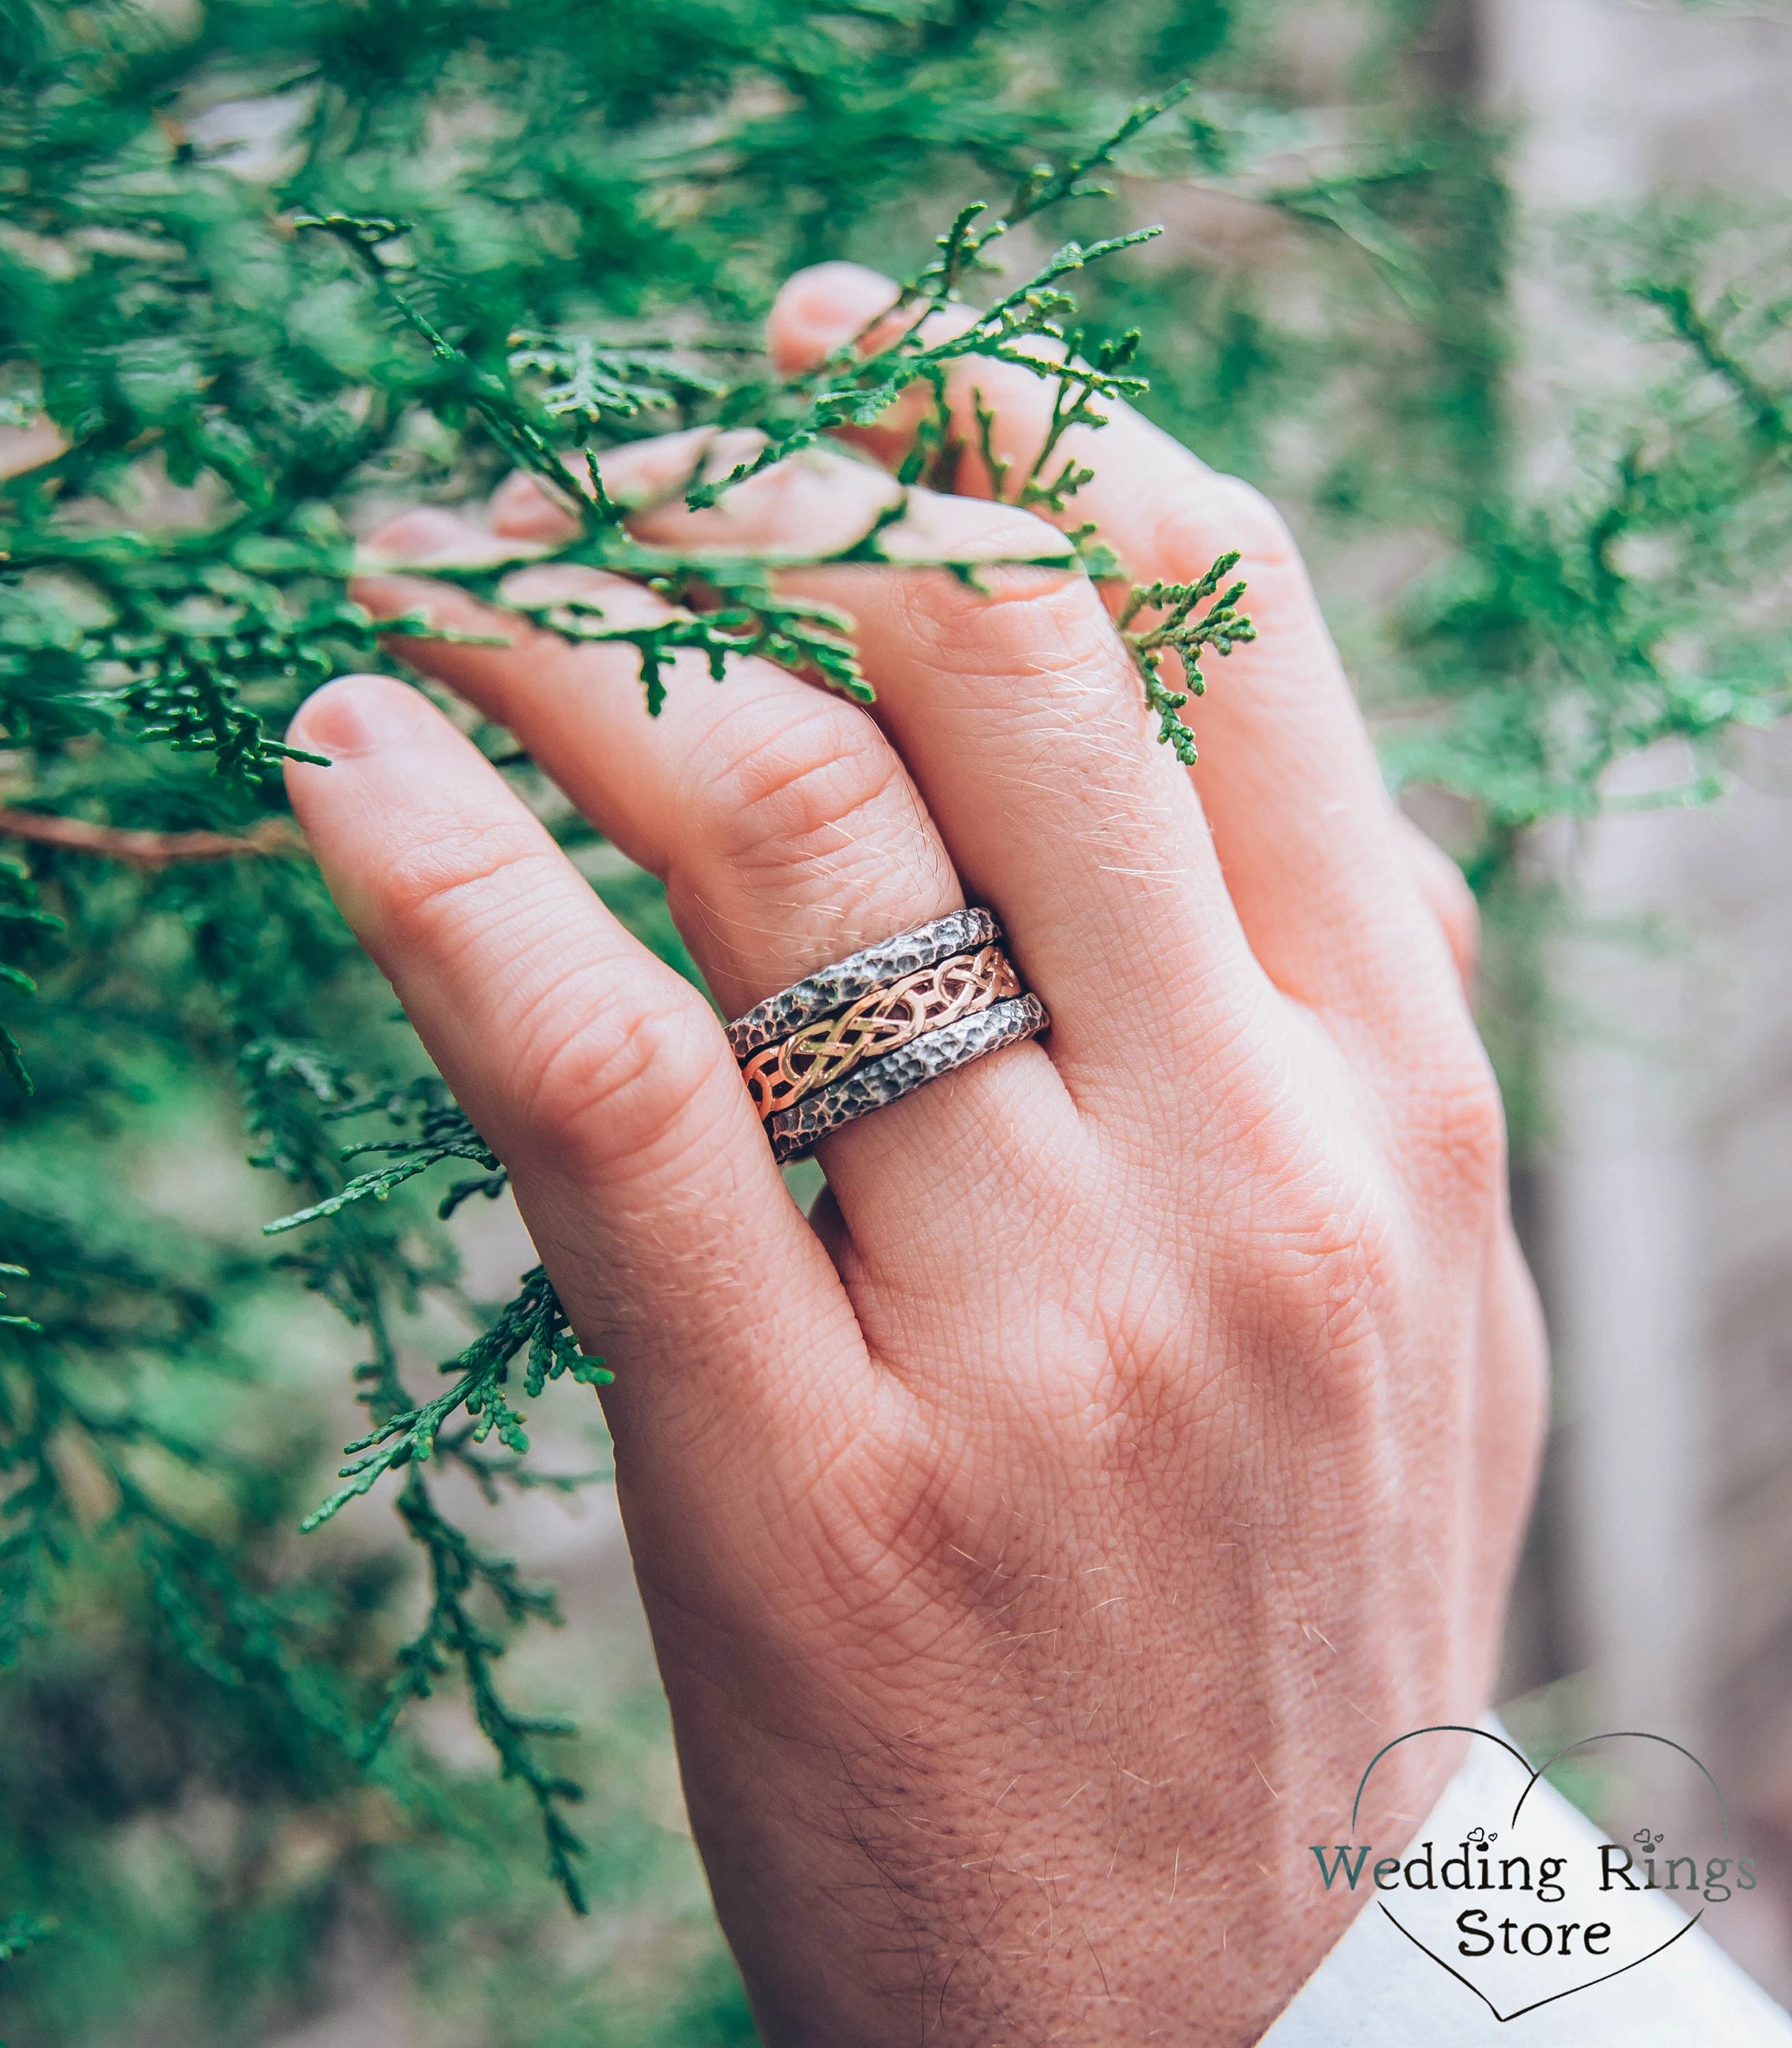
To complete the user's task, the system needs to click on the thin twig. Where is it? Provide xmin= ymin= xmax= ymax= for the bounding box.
xmin=0 ymin=810 xmax=304 ymax=866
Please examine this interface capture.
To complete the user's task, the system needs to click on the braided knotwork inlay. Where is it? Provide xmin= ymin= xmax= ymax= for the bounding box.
xmin=740 ymin=943 xmax=1021 ymax=1120
xmin=725 ymin=909 xmax=1000 ymax=1061
xmin=765 ymin=994 xmax=1048 ymax=1164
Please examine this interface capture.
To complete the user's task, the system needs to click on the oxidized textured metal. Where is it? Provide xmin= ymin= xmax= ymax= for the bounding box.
xmin=765 ymin=994 xmax=1049 ymax=1165
xmin=724 ymin=908 xmax=999 ymax=1062
xmin=739 ymin=944 xmax=1021 ymax=1119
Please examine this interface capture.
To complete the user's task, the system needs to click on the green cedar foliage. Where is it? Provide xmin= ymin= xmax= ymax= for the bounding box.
xmin=1 ymin=1 xmax=1788 ymax=2040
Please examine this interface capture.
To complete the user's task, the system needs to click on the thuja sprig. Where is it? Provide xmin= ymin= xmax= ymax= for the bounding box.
xmin=1118 ymin=552 xmax=1257 ymax=763
xmin=293 ymin=214 xmax=591 ymax=519
xmin=391 ymin=500 xmax=1076 ymax=713
xmin=679 ymin=89 xmax=1192 ymax=512
xmin=1022 ymin=330 xmax=1148 ymax=514
xmin=242 ymin=1039 xmax=603 ymax=1906
xmin=958 ymin=335 xmax=1148 ymax=524
xmin=506 ymin=330 xmax=740 ymax=435
xmin=685 ymin=227 xmax=1165 ymax=511
xmin=0 ymin=1265 xmax=35 ymax=1333
xmin=302 ymin=1267 xmax=610 ymax=1535
xmin=487 ymin=573 xmax=870 ymax=715
xmin=907 ymin=83 xmax=1195 ymax=307
xmin=253 ymin=1062 xmax=605 ymax=1914
xmin=264 ymin=1078 xmax=506 ymax=1232
xmin=291 ymin=100 xmax=1219 ymax=755
xmin=301 ymin=212 xmax=1072 ymax=708
xmin=378 ymin=1478 xmax=591 ymax=1911
xmin=0 ymin=534 xmax=372 ymax=780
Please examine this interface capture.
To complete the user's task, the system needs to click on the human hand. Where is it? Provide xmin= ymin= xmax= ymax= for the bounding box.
xmin=284 ymin=261 xmax=1547 ymax=2047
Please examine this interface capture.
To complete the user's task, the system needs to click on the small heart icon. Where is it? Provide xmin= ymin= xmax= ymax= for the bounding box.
xmin=1342 ymin=1726 xmax=1730 ymax=2022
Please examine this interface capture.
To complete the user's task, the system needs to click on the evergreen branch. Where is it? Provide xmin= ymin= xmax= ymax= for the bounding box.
xmin=968 ymin=329 xmax=1149 ymax=515
xmin=685 ymin=228 xmax=1163 ymax=511
xmin=294 ymin=214 xmax=593 ymax=524
xmin=492 ymin=575 xmax=872 ymax=713
xmin=0 ymin=1369 xmax=68 ymax=1663
xmin=1634 ymin=281 xmax=1792 ymax=446
xmin=242 ymin=1042 xmax=598 ymax=1908
xmin=969 ymin=386 xmax=1012 ymax=501
xmin=263 ymin=1083 xmax=504 ymax=1234
xmin=301 ymin=1267 xmax=609 ymax=1535
xmin=0 ymin=862 xmax=59 ymax=1094
xmin=1 ymin=546 xmax=383 ymax=780
xmin=444 ymin=1440 xmax=609 ymax=1505
xmin=1118 ymin=552 xmax=1257 ymax=764
xmin=507 ymin=330 xmax=735 ymax=433
xmin=394 ymin=507 xmax=1077 ymax=711
xmin=377 ymin=1476 xmax=591 ymax=1912
xmin=670 ymin=87 xmax=1196 ymax=518
xmin=905 ymin=83 xmax=1196 ymax=304
xmin=0 ymin=1264 xmax=38 ymax=1334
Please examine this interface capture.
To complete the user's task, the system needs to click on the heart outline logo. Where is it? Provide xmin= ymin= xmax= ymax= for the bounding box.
xmin=1348 ymin=1724 xmax=1730 ymax=2023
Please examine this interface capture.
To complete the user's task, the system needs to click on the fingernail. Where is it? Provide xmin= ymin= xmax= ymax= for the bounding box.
xmin=365 ymin=506 xmax=477 ymax=560
xmin=489 ymin=470 xmax=573 ymax=539
xmin=287 ymin=674 xmax=422 ymax=761
xmin=784 ymin=261 xmax=898 ymax=339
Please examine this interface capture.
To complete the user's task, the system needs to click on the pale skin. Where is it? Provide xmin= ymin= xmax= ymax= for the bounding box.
xmin=285 ymin=262 xmax=1548 ymax=2045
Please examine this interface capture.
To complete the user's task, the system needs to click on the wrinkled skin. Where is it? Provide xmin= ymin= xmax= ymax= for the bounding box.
xmin=285 ymin=263 xmax=1546 ymax=2047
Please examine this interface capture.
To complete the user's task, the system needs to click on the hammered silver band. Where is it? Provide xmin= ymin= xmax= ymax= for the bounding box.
xmin=765 ymin=994 xmax=1047 ymax=1165
xmin=725 ymin=909 xmax=999 ymax=1061
xmin=725 ymin=911 xmax=1048 ymax=1164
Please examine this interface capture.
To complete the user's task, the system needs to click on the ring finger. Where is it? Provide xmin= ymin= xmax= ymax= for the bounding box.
xmin=352 ymin=513 xmax=1080 ymax=1242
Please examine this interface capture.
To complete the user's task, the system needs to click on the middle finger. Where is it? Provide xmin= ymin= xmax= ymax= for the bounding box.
xmin=604 ymin=438 xmax=1281 ymax=1126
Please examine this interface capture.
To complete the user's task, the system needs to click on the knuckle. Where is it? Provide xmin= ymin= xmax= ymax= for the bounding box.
xmin=1211 ymin=1100 xmax=1414 ymax=1403
xmin=374 ymin=813 xmax=558 ymax=955
xmin=1425 ymin=1044 xmax=1509 ymax=1189
xmin=1245 ymin=1174 xmax=1412 ymax=1429
xmin=897 ymin=564 xmax=1130 ymax=721
xmin=519 ymin=980 xmax=730 ymax=1178
xmin=694 ymin=692 xmax=913 ymax=879
xmin=1262 ymin=1176 xmax=1403 ymax=1348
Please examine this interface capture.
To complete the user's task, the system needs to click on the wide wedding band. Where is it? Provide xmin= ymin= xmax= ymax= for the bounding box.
xmin=725 ymin=908 xmax=1000 ymax=1059
xmin=728 ymin=911 xmax=1047 ymax=1165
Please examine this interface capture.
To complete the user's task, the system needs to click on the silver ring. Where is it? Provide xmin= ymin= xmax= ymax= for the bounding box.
xmin=764 ymin=994 xmax=1048 ymax=1165
xmin=725 ymin=909 xmax=999 ymax=1060
xmin=725 ymin=911 xmax=1048 ymax=1163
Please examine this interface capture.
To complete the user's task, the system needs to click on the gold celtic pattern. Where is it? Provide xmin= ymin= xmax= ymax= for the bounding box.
xmin=740 ymin=944 xmax=1022 ymax=1120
